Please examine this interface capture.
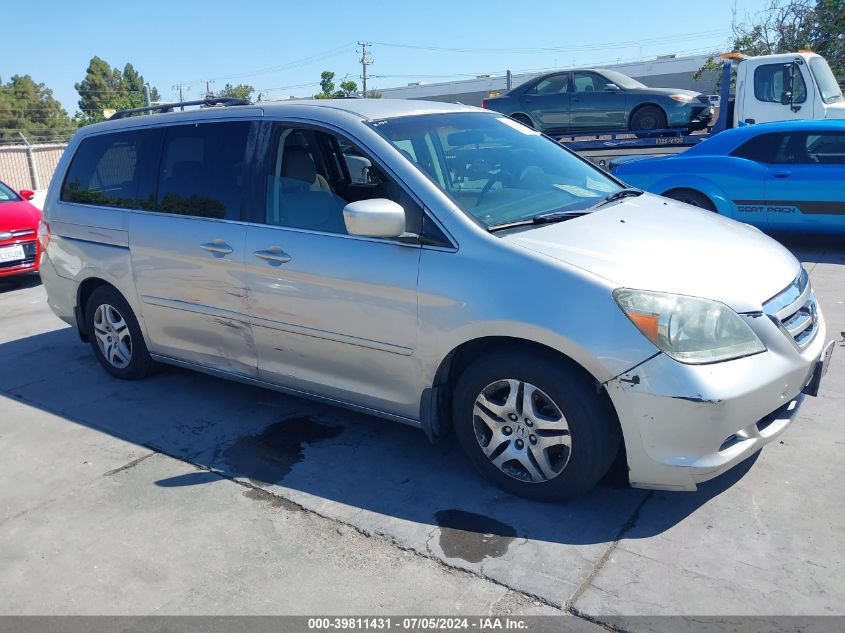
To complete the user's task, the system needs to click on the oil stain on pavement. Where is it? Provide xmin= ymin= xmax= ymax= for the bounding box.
xmin=434 ymin=509 xmax=517 ymax=563
xmin=219 ymin=416 xmax=343 ymax=485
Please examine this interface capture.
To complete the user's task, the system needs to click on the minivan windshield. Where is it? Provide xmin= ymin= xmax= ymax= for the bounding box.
xmin=810 ymin=57 xmax=844 ymax=104
xmin=370 ymin=112 xmax=621 ymax=228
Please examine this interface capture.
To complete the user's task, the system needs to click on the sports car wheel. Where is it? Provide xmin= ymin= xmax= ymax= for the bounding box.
xmin=663 ymin=188 xmax=717 ymax=212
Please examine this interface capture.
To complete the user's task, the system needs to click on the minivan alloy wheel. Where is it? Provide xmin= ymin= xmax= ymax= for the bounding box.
xmin=473 ymin=379 xmax=572 ymax=483
xmin=92 ymin=304 xmax=133 ymax=369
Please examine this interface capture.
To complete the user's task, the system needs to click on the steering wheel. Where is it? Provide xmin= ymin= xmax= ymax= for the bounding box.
xmin=476 ymin=172 xmax=508 ymax=206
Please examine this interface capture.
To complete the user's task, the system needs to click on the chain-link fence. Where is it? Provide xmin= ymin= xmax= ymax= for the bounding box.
xmin=0 ymin=142 xmax=68 ymax=191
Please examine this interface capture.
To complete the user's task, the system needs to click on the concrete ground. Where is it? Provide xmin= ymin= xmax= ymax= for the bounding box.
xmin=0 ymin=235 xmax=843 ymax=627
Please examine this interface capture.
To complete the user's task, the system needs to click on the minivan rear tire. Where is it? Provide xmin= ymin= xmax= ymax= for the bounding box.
xmin=452 ymin=351 xmax=621 ymax=501
xmin=85 ymin=286 xmax=155 ymax=380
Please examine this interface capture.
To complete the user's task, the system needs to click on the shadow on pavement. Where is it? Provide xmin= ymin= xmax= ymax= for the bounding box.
xmin=0 ymin=273 xmax=41 ymax=293
xmin=0 ymin=325 xmax=759 ymax=548
xmin=772 ymin=233 xmax=845 ymax=265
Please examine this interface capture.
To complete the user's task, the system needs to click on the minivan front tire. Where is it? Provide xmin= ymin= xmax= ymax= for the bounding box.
xmin=85 ymin=285 xmax=155 ymax=380
xmin=453 ymin=351 xmax=620 ymax=500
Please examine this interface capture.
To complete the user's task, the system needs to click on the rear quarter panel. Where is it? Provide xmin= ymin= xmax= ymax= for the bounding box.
xmin=617 ymin=156 xmax=768 ymax=222
xmin=484 ymin=95 xmax=522 ymax=118
xmin=41 ymin=138 xmax=143 ymax=338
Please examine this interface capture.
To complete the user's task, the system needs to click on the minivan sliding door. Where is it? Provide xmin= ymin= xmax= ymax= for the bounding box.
xmin=129 ymin=120 xmax=260 ymax=376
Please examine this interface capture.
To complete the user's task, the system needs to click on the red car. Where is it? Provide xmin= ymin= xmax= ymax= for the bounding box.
xmin=0 ymin=180 xmax=42 ymax=278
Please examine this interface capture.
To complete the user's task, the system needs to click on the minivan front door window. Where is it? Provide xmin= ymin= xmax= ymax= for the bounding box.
xmin=265 ymin=125 xmax=425 ymax=236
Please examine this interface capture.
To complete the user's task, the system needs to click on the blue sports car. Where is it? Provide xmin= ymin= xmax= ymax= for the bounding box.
xmin=613 ymin=120 xmax=845 ymax=234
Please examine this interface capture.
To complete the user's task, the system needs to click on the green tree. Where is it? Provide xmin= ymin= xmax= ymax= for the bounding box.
xmin=695 ymin=0 xmax=845 ymax=87
xmin=339 ymin=80 xmax=358 ymax=96
xmin=812 ymin=0 xmax=845 ymax=79
xmin=75 ymin=57 xmax=161 ymax=124
xmin=314 ymin=71 xmax=337 ymax=99
xmin=0 ymin=74 xmax=76 ymax=143
xmin=314 ymin=72 xmax=363 ymax=98
xmin=217 ymin=83 xmax=255 ymax=101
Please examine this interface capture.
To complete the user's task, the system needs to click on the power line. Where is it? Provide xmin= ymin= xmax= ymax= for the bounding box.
xmin=372 ymin=29 xmax=730 ymax=54
xmin=369 ymin=46 xmax=722 ymax=91
xmin=187 ymin=42 xmax=357 ymax=84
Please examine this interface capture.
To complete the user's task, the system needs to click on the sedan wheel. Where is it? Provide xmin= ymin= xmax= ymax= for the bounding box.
xmin=630 ymin=105 xmax=667 ymax=132
xmin=473 ymin=379 xmax=572 ymax=483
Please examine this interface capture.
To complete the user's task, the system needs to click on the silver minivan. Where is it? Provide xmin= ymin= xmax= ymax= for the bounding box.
xmin=39 ymin=99 xmax=834 ymax=499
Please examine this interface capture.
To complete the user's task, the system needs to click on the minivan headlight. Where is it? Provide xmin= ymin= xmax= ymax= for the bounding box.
xmin=612 ymin=289 xmax=766 ymax=364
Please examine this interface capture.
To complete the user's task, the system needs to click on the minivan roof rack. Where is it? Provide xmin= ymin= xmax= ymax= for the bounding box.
xmin=109 ymin=97 xmax=250 ymax=120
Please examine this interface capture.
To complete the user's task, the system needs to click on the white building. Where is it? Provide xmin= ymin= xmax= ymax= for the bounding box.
xmin=377 ymin=54 xmax=718 ymax=106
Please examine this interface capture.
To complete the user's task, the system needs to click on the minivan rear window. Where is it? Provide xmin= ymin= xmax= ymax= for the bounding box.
xmin=61 ymin=129 xmax=163 ymax=209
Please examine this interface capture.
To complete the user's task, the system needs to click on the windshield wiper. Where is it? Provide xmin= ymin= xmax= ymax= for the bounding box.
xmin=487 ymin=210 xmax=586 ymax=233
xmin=589 ymin=187 xmax=644 ymax=209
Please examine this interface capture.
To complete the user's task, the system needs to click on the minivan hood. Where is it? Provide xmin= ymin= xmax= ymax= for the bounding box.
xmin=504 ymin=194 xmax=799 ymax=312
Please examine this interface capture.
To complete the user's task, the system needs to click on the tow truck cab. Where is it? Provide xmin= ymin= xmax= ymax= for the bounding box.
xmin=733 ymin=52 xmax=845 ymax=126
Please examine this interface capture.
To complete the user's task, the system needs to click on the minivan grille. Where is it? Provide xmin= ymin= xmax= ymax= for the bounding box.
xmin=763 ymin=268 xmax=818 ymax=348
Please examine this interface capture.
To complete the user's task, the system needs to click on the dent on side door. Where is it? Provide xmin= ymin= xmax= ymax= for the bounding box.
xmin=244 ymin=225 xmax=424 ymax=417
xmin=129 ymin=212 xmax=255 ymax=375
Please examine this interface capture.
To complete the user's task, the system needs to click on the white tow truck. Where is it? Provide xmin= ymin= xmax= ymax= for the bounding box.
xmin=560 ymin=51 xmax=845 ymax=168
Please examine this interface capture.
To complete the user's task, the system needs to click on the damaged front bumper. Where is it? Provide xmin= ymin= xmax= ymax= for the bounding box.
xmin=603 ymin=313 xmax=829 ymax=491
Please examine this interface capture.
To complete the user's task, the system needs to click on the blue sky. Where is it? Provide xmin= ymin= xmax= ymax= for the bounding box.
xmin=4 ymin=0 xmax=772 ymax=114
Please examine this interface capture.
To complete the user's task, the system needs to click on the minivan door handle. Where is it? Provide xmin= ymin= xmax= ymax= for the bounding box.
xmin=253 ymin=247 xmax=291 ymax=265
xmin=772 ymin=171 xmax=792 ymax=179
xmin=200 ymin=241 xmax=234 ymax=256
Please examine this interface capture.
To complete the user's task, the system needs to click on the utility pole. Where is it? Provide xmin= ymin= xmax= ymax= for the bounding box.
xmin=143 ymin=84 xmax=151 ymax=109
xmin=358 ymin=42 xmax=373 ymax=97
xmin=201 ymin=79 xmax=215 ymax=98
xmin=172 ymin=83 xmax=191 ymax=110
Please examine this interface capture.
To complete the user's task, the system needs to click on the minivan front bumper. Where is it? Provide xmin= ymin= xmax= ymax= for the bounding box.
xmin=604 ymin=309 xmax=829 ymax=491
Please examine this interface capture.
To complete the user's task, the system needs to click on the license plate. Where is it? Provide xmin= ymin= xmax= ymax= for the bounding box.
xmin=803 ymin=340 xmax=835 ymax=397
xmin=0 ymin=244 xmax=25 ymax=263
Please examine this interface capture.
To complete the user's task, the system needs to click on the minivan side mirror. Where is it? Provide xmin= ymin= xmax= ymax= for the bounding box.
xmin=780 ymin=90 xmax=793 ymax=106
xmin=343 ymin=198 xmax=406 ymax=238
xmin=19 ymin=189 xmax=35 ymax=201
